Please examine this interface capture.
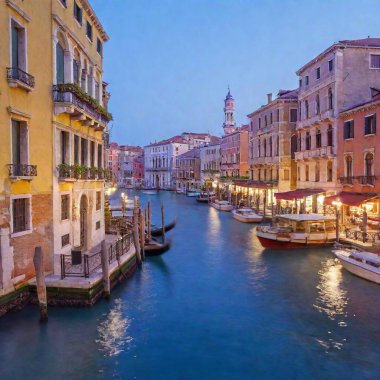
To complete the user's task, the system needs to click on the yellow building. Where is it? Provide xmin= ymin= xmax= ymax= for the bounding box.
xmin=0 ymin=0 xmax=111 ymax=312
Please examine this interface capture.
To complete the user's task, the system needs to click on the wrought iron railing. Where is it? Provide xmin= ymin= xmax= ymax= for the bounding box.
xmin=345 ymin=229 xmax=380 ymax=244
xmin=8 ymin=164 xmax=37 ymax=177
xmin=7 ymin=67 xmax=35 ymax=88
xmin=338 ymin=176 xmax=354 ymax=185
xmin=57 ymin=164 xmax=111 ymax=181
xmin=357 ymin=176 xmax=376 ymax=185
xmin=53 ymin=84 xmax=111 ymax=124
xmin=60 ymin=232 xmax=133 ymax=279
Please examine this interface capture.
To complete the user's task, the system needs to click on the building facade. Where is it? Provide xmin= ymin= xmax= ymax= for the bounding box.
xmin=144 ymin=132 xmax=217 ymax=188
xmin=200 ymin=142 xmax=221 ymax=188
xmin=295 ymin=38 xmax=380 ymax=193
xmin=174 ymin=148 xmax=201 ymax=192
xmin=0 ymin=0 xmax=111 ymax=301
xmin=248 ymin=90 xmax=298 ymax=193
xmin=133 ymin=155 xmax=144 ymax=186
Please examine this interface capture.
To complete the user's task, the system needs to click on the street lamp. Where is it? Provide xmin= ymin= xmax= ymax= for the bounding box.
xmin=332 ymin=200 xmax=342 ymax=242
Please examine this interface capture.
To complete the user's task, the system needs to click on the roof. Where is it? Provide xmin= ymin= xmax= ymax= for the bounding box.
xmin=145 ymin=135 xmax=188 ymax=147
xmin=247 ymin=89 xmax=298 ymax=117
xmin=278 ymin=214 xmax=335 ymax=222
xmin=340 ymin=90 xmax=380 ymax=115
xmin=225 ymin=87 xmax=234 ymax=100
xmin=177 ymin=148 xmax=200 ymax=159
xmin=297 ymin=38 xmax=380 ymax=74
xmin=79 ymin=0 xmax=109 ymax=41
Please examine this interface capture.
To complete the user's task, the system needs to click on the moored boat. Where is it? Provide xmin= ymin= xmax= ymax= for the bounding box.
xmin=186 ymin=190 xmax=201 ymax=197
xmin=210 ymin=199 xmax=234 ymax=212
xmin=141 ymin=187 xmax=158 ymax=195
xmin=333 ymin=248 xmax=380 ymax=284
xmin=196 ymin=191 xmax=215 ymax=203
xmin=256 ymin=214 xmax=336 ymax=248
xmin=232 ymin=208 xmax=263 ymax=223
xmin=144 ymin=238 xmax=171 ymax=256
xmin=150 ymin=219 xmax=177 ymax=236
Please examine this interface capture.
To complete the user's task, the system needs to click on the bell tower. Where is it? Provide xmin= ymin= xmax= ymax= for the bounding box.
xmin=223 ymin=86 xmax=236 ymax=135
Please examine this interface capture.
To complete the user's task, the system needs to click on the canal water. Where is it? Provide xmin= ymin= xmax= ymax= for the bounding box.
xmin=1 ymin=190 xmax=380 ymax=380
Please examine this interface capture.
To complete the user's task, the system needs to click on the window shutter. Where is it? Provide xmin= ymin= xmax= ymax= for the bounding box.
xmin=373 ymin=115 xmax=377 ymax=134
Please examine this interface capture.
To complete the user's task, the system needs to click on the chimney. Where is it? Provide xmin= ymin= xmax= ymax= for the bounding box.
xmin=267 ymin=93 xmax=272 ymax=104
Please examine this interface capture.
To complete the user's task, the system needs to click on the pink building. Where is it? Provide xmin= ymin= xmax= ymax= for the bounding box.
xmin=133 ymin=155 xmax=145 ymax=186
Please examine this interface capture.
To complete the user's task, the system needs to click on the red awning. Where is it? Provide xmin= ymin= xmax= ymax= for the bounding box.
xmin=324 ymin=192 xmax=378 ymax=206
xmin=274 ymin=188 xmax=325 ymax=200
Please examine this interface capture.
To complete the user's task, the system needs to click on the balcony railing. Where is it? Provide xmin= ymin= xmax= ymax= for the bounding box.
xmin=57 ymin=164 xmax=111 ymax=181
xmin=53 ymin=83 xmax=112 ymax=125
xmin=7 ymin=67 xmax=35 ymax=89
xmin=338 ymin=176 xmax=354 ymax=185
xmin=338 ymin=175 xmax=377 ymax=186
xmin=8 ymin=164 xmax=37 ymax=177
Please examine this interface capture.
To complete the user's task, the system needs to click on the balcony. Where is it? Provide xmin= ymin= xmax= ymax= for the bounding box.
xmin=53 ymin=83 xmax=112 ymax=129
xmin=295 ymin=146 xmax=335 ymax=161
xmin=145 ymin=166 xmax=170 ymax=172
xmin=338 ymin=175 xmax=377 ymax=186
xmin=57 ymin=164 xmax=111 ymax=182
xmin=8 ymin=164 xmax=37 ymax=180
xmin=338 ymin=176 xmax=354 ymax=185
xmin=7 ymin=67 xmax=35 ymax=91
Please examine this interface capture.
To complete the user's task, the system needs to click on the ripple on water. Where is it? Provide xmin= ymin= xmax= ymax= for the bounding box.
xmin=96 ymin=298 xmax=133 ymax=357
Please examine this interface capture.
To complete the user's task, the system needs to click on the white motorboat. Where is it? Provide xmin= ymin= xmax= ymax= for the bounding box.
xmin=210 ymin=199 xmax=234 ymax=212
xmin=256 ymin=214 xmax=336 ymax=249
xmin=186 ymin=190 xmax=201 ymax=197
xmin=333 ymin=248 xmax=380 ymax=284
xmin=232 ymin=208 xmax=263 ymax=223
xmin=141 ymin=187 xmax=158 ymax=195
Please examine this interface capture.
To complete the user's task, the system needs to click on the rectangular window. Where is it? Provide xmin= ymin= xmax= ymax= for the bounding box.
xmin=96 ymin=191 xmax=101 ymax=211
xmin=343 ymin=120 xmax=354 ymax=139
xmin=81 ymin=138 xmax=88 ymax=165
xmin=276 ymin=108 xmax=280 ymax=122
xmin=86 ymin=21 xmax=93 ymax=41
xmin=283 ymin=169 xmax=290 ymax=181
xmin=74 ymin=135 xmax=79 ymax=164
xmin=290 ymin=109 xmax=298 ymax=122
xmin=96 ymin=221 xmax=101 ymax=230
xmin=74 ymin=1 xmax=82 ymax=24
xmin=270 ymin=113 xmax=273 ymax=124
xmin=97 ymin=144 xmax=103 ymax=168
xmin=61 ymin=194 xmax=70 ymax=220
xmin=12 ymin=198 xmax=30 ymax=233
xmin=328 ymin=59 xmax=334 ymax=72
xmin=12 ymin=120 xmax=28 ymax=175
xmin=370 ymin=54 xmax=380 ymax=69
xmin=364 ymin=114 xmax=376 ymax=135
xmin=11 ymin=23 xmax=19 ymax=68
xmin=90 ymin=141 xmax=95 ymax=167
xmin=95 ymin=80 xmax=100 ymax=101
xmin=316 ymin=67 xmax=320 ymax=79
xmin=61 ymin=131 xmax=69 ymax=164
xmin=258 ymin=118 xmax=261 ymax=129
xmin=299 ymin=78 xmax=302 ymax=88
xmin=97 ymin=38 xmax=103 ymax=55
xmin=305 ymin=76 xmax=309 ymax=85
xmin=61 ymin=233 xmax=70 ymax=247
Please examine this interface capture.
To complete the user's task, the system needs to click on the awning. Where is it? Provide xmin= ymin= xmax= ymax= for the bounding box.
xmin=324 ymin=192 xmax=378 ymax=206
xmin=275 ymin=188 xmax=325 ymax=201
xmin=233 ymin=181 xmax=276 ymax=189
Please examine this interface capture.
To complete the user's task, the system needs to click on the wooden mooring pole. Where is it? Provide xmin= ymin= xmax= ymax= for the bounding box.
xmin=100 ymin=239 xmax=110 ymax=299
xmin=33 ymin=246 xmax=48 ymax=323
xmin=147 ymin=201 xmax=152 ymax=240
xmin=139 ymin=208 xmax=145 ymax=261
xmin=133 ymin=196 xmax=142 ymax=264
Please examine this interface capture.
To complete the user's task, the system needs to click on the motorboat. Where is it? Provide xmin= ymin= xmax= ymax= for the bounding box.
xmin=196 ymin=192 xmax=215 ymax=203
xmin=256 ymin=213 xmax=336 ymax=248
xmin=232 ymin=208 xmax=263 ymax=223
xmin=186 ymin=190 xmax=201 ymax=197
xmin=210 ymin=199 xmax=234 ymax=212
xmin=333 ymin=248 xmax=380 ymax=284
xmin=141 ymin=187 xmax=158 ymax=195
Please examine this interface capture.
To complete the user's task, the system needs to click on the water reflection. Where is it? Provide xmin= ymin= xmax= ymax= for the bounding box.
xmin=96 ymin=298 xmax=133 ymax=357
xmin=207 ymin=207 xmax=221 ymax=247
xmin=314 ymin=258 xmax=348 ymax=321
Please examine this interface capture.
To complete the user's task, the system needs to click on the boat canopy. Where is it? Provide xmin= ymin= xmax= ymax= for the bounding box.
xmin=324 ymin=192 xmax=378 ymax=206
xmin=275 ymin=188 xmax=325 ymax=200
xmin=278 ymin=213 xmax=335 ymax=222
xmin=351 ymin=250 xmax=380 ymax=264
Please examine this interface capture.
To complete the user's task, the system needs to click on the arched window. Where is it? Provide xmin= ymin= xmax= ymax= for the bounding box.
xmin=316 ymin=129 xmax=322 ymax=148
xmin=56 ymin=42 xmax=65 ymax=84
xmin=346 ymin=156 xmax=353 ymax=179
xmin=73 ymin=49 xmax=80 ymax=85
xmin=316 ymin=94 xmax=320 ymax=115
xmin=305 ymin=100 xmax=309 ymax=118
xmin=365 ymin=153 xmax=374 ymax=177
xmin=328 ymin=88 xmax=333 ymax=110
xmin=327 ymin=125 xmax=333 ymax=146
xmin=327 ymin=161 xmax=333 ymax=182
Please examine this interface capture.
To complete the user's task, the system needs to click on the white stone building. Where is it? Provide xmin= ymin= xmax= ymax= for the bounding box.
xmin=200 ymin=142 xmax=221 ymax=187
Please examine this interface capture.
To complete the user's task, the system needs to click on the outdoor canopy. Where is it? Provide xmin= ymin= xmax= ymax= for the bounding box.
xmin=323 ymin=192 xmax=378 ymax=206
xmin=274 ymin=188 xmax=325 ymax=201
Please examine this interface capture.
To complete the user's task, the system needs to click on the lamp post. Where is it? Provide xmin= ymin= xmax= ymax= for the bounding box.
xmin=121 ymin=192 xmax=127 ymax=217
xmin=332 ymin=200 xmax=342 ymax=242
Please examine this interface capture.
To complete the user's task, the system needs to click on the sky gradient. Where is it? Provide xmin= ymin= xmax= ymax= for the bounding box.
xmin=91 ymin=0 xmax=380 ymax=146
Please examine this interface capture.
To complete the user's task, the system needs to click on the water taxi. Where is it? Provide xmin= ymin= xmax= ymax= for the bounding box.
xmin=256 ymin=214 xmax=336 ymax=248
xmin=232 ymin=208 xmax=263 ymax=223
xmin=210 ymin=199 xmax=234 ymax=212
xmin=196 ymin=191 xmax=215 ymax=203
xmin=333 ymin=248 xmax=380 ymax=284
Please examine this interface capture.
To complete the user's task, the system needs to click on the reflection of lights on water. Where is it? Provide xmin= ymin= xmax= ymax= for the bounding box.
xmin=208 ymin=208 xmax=221 ymax=244
xmin=314 ymin=258 xmax=347 ymax=320
xmin=96 ymin=299 xmax=133 ymax=357
xmin=314 ymin=258 xmax=348 ymax=352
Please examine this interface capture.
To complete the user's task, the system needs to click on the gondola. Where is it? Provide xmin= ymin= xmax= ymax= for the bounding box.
xmin=150 ymin=219 xmax=177 ymax=236
xmin=144 ymin=238 xmax=171 ymax=256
